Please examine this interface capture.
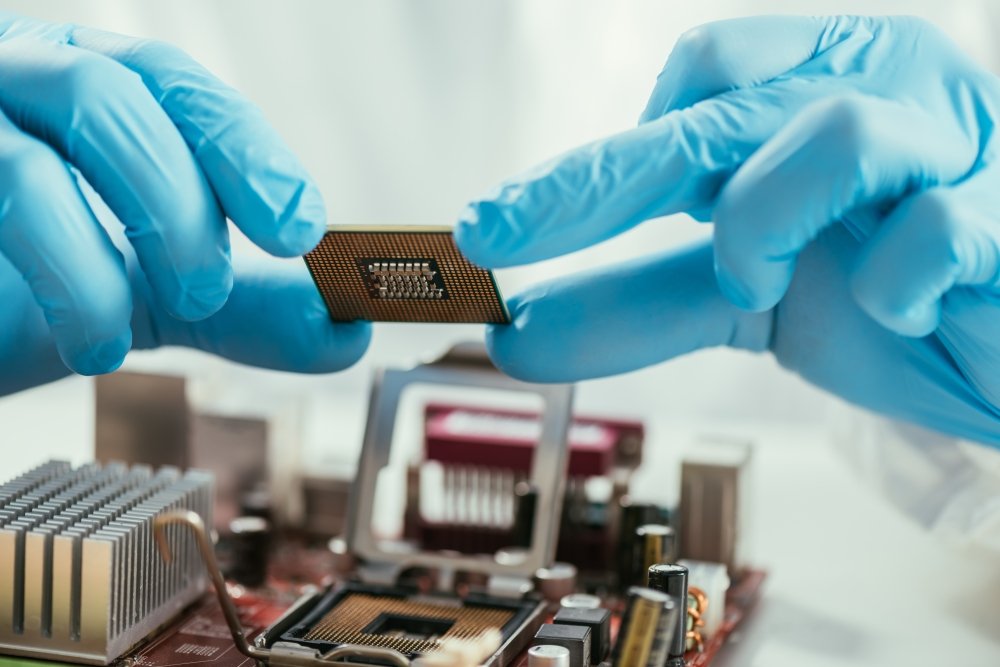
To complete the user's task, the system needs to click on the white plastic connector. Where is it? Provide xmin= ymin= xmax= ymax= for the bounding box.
xmin=678 ymin=559 xmax=730 ymax=639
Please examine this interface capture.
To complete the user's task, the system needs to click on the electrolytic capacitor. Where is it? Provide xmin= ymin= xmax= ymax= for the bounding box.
xmin=535 ymin=562 xmax=578 ymax=603
xmin=239 ymin=488 xmax=273 ymax=522
xmin=512 ymin=482 xmax=538 ymax=548
xmin=528 ymin=644 xmax=571 ymax=667
xmin=635 ymin=524 xmax=676 ymax=581
xmin=648 ymin=564 xmax=689 ymax=667
xmin=611 ymin=587 xmax=672 ymax=667
xmin=645 ymin=597 xmax=678 ymax=667
xmin=617 ymin=499 xmax=662 ymax=590
xmin=227 ymin=515 xmax=271 ymax=587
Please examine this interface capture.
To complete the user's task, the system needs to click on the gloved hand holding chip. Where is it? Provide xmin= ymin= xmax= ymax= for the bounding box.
xmin=457 ymin=15 xmax=1000 ymax=447
xmin=0 ymin=13 xmax=370 ymax=394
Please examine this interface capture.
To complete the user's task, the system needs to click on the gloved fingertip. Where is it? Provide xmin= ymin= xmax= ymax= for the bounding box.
xmin=714 ymin=253 xmax=793 ymax=312
xmin=164 ymin=268 xmax=234 ymax=322
xmin=454 ymin=204 xmax=501 ymax=268
xmin=484 ymin=322 xmax=530 ymax=380
xmin=272 ymin=215 xmax=325 ymax=257
xmin=866 ymin=299 xmax=941 ymax=338
xmin=328 ymin=319 xmax=373 ymax=370
xmin=714 ymin=263 xmax=767 ymax=312
xmin=484 ymin=295 xmax=559 ymax=383
xmin=637 ymin=102 xmax=662 ymax=126
xmin=268 ymin=185 xmax=327 ymax=257
xmin=65 ymin=334 xmax=131 ymax=376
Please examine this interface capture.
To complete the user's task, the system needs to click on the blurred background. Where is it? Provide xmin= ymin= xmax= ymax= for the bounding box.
xmin=1 ymin=2 xmax=999 ymax=664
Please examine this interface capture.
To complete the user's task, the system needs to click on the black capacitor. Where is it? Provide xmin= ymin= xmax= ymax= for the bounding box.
xmin=635 ymin=524 xmax=676 ymax=581
xmin=228 ymin=515 xmax=271 ymax=587
xmin=647 ymin=564 xmax=688 ymax=667
xmin=239 ymin=488 xmax=273 ymax=522
xmin=617 ymin=499 xmax=663 ymax=590
xmin=512 ymin=482 xmax=538 ymax=547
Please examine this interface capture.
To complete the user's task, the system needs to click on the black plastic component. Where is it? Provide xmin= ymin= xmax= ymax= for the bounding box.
xmin=553 ymin=607 xmax=610 ymax=664
xmin=634 ymin=524 xmax=676 ymax=583
xmin=533 ymin=623 xmax=592 ymax=667
xmin=647 ymin=564 xmax=688 ymax=665
xmin=227 ymin=516 xmax=271 ymax=587
xmin=513 ymin=483 xmax=538 ymax=548
xmin=239 ymin=488 xmax=273 ymax=521
xmin=617 ymin=500 xmax=663 ymax=589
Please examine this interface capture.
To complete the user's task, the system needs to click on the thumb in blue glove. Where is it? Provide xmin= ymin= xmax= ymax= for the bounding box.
xmin=456 ymin=15 xmax=1000 ymax=447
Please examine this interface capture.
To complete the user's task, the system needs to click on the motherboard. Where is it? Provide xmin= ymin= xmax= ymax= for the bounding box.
xmin=0 ymin=343 xmax=761 ymax=667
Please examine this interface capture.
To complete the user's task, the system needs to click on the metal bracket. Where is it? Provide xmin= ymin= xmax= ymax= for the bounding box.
xmin=346 ymin=342 xmax=574 ymax=583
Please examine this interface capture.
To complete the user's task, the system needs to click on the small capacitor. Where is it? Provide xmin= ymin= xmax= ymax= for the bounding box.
xmin=535 ymin=562 xmax=578 ymax=603
xmin=528 ymin=645 xmax=571 ymax=667
xmin=635 ymin=524 xmax=676 ymax=581
xmin=239 ymin=488 xmax=273 ymax=522
xmin=645 ymin=598 xmax=678 ymax=667
xmin=611 ymin=587 xmax=673 ymax=667
xmin=227 ymin=516 xmax=271 ymax=587
xmin=617 ymin=499 xmax=662 ymax=590
xmin=648 ymin=564 xmax=688 ymax=667
xmin=560 ymin=593 xmax=602 ymax=610
xmin=328 ymin=535 xmax=355 ymax=574
xmin=512 ymin=482 xmax=538 ymax=548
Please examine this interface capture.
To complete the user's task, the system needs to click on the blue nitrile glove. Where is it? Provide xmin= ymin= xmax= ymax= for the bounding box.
xmin=456 ymin=15 xmax=1000 ymax=447
xmin=0 ymin=13 xmax=369 ymax=394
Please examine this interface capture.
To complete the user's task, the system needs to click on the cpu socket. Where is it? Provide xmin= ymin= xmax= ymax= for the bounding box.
xmin=275 ymin=343 xmax=574 ymax=667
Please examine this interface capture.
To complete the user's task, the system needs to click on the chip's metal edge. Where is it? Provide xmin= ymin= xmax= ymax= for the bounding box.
xmin=326 ymin=224 xmax=453 ymax=234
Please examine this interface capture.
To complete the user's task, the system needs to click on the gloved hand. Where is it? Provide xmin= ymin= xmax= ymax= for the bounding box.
xmin=456 ymin=15 xmax=1000 ymax=447
xmin=0 ymin=13 xmax=369 ymax=394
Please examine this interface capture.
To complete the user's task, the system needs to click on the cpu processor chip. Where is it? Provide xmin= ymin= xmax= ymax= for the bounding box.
xmin=304 ymin=226 xmax=510 ymax=323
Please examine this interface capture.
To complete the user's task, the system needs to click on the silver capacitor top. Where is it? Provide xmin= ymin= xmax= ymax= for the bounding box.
xmin=528 ymin=645 xmax=571 ymax=667
xmin=560 ymin=593 xmax=602 ymax=610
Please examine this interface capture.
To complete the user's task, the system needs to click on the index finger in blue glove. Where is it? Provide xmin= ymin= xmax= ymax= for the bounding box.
xmin=455 ymin=19 xmax=886 ymax=270
xmin=639 ymin=15 xmax=825 ymax=121
xmin=132 ymin=257 xmax=371 ymax=374
xmin=486 ymin=242 xmax=771 ymax=382
xmin=456 ymin=74 xmax=842 ymax=269
xmin=712 ymin=94 xmax=976 ymax=313
xmin=0 ymin=36 xmax=232 ymax=322
xmin=71 ymin=26 xmax=326 ymax=257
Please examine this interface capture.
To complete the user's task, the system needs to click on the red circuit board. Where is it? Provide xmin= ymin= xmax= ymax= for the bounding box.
xmin=119 ymin=564 xmax=765 ymax=667
xmin=120 ymin=591 xmax=287 ymax=667
xmin=424 ymin=404 xmax=644 ymax=477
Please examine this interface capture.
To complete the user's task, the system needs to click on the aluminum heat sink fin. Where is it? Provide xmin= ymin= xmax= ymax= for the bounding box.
xmin=0 ymin=460 xmax=213 ymax=665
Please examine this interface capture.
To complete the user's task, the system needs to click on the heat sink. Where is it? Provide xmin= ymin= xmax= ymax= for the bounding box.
xmin=0 ymin=460 xmax=213 ymax=665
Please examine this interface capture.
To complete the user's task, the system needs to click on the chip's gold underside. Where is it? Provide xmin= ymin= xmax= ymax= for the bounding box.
xmin=302 ymin=593 xmax=514 ymax=655
xmin=304 ymin=226 xmax=510 ymax=323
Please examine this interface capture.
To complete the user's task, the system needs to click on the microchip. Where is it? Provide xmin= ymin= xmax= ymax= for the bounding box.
xmin=304 ymin=226 xmax=510 ymax=323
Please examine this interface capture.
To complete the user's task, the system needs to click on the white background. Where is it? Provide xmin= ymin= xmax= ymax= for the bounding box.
xmin=1 ymin=1 xmax=999 ymax=665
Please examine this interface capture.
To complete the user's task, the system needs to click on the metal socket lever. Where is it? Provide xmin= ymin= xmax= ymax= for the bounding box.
xmin=153 ymin=510 xmax=410 ymax=667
